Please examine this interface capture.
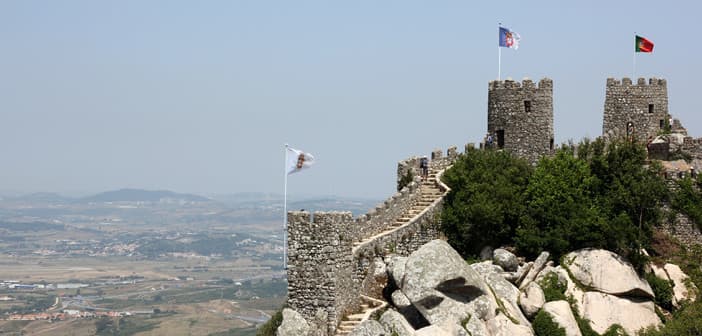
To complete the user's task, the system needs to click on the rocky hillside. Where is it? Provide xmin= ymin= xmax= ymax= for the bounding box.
xmin=277 ymin=239 xmax=698 ymax=336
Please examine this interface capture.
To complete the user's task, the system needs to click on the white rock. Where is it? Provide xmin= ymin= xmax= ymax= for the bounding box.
xmin=277 ymin=308 xmax=311 ymax=336
xmin=493 ymin=248 xmax=519 ymax=272
xmin=664 ymin=263 xmax=698 ymax=306
xmin=542 ymin=300 xmax=582 ymax=336
xmin=415 ymin=324 xmax=452 ymax=336
xmin=519 ymin=282 xmax=545 ymax=318
xmin=348 ymin=320 xmax=387 ymax=336
xmin=379 ymin=309 xmax=414 ymax=336
xmin=485 ymin=272 xmax=530 ymax=326
xmin=486 ymin=313 xmax=534 ymax=336
xmin=563 ymin=249 xmax=654 ymax=298
xmin=519 ymin=252 xmax=550 ymax=290
xmin=579 ymin=291 xmax=661 ymax=336
xmin=391 ymin=290 xmax=411 ymax=309
xmin=401 ymin=240 xmax=497 ymax=325
xmin=386 ymin=255 xmax=408 ymax=287
xmin=471 ymin=260 xmax=504 ymax=276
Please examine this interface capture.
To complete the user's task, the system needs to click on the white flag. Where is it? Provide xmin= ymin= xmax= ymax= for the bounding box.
xmin=286 ymin=146 xmax=315 ymax=175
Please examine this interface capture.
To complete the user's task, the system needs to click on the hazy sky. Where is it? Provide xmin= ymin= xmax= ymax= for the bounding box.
xmin=1 ymin=1 xmax=700 ymax=199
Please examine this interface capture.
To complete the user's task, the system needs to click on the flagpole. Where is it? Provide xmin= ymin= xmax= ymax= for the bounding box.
xmin=498 ymin=23 xmax=502 ymax=80
xmin=498 ymin=45 xmax=502 ymax=80
xmin=631 ymin=32 xmax=636 ymax=79
xmin=283 ymin=144 xmax=288 ymax=270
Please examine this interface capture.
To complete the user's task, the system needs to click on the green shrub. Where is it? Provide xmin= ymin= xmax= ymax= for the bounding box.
xmin=256 ymin=308 xmax=283 ymax=336
xmin=441 ymin=148 xmax=532 ymax=257
xmin=639 ymin=300 xmax=702 ymax=336
xmin=538 ymin=273 xmax=567 ymax=302
xmin=645 ymin=272 xmax=674 ymax=311
xmin=533 ymin=310 xmax=566 ymax=336
xmin=671 ymin=175 xmax=702 ymax=231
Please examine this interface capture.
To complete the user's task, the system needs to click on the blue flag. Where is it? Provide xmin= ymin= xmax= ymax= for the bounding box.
xmin=499 ymin=27 xmax=520 ymax=49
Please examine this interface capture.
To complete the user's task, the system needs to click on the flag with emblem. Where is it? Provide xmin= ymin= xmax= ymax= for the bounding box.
xmin=286 ymin=146 xmax=315 ymax=175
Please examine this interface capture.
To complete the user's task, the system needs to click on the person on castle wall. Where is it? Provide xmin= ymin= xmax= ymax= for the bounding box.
xmin=487 ymin=134 xmax=494 ymax=148
xmin=420 ymin=156 xmax=429 ymax=180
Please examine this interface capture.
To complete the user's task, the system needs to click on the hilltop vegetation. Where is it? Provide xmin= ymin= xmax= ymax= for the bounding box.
xmin=441 ymin=139 xmax=672 ymax=264
xmin=442 ymin=139 xmax=702 ymax=334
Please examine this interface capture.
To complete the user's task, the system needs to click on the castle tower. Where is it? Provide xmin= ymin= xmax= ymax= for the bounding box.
xmin=487 ymin=78 xmax=554 ymax=163
xmin=602 ymin=77 xmax=669 ymax=142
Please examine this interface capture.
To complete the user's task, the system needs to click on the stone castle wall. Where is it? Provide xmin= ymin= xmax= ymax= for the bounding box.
xmin=286 ymin=211 xmax=356 ymax=334
xmin=487 ymin=78 xmax=554 ymax=164
xmin=603 ymin=77 xmax=669 ymax=143
xmin=286 ymin=146 xmax=462 ymax=335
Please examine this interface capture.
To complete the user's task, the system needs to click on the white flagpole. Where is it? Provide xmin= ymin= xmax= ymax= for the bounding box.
xmin=283 ymin=144 xmax=288 ymax=270
xmin=498 ymin=23 xmax=502 ymax=80
xmin=498 ymin=45 xmax=502 ymax=80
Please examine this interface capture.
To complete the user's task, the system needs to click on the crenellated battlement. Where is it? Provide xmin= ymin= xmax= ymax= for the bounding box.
xmin=606 ymin=77 xmax=667 ymax=88
xmin=488 ymin=77 xmax=553 ymax=91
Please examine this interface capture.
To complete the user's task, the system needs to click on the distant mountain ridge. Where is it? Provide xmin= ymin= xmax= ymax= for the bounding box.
xmin=82 ymin=188 xmax=210 ymax=203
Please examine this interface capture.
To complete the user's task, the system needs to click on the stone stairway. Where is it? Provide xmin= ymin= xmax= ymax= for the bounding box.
xmin=335 ymin=295 xmax=387 ymax=336
xmin=352 ymin=171 xmax=443 ymax=251
xmin=340 ymin=170 xmax=445 ymax=334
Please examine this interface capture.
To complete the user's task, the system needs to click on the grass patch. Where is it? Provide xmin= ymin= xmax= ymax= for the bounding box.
xmin=533 ymin=310 xmax=565 ymax=336
xmin=538 ymin=273 xmax=566 ymax=302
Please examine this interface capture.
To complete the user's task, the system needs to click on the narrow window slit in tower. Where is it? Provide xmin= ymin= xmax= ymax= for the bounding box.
xmin=648 ymin=104 xmax=654 ymax=114
xmin=524 ymin=100 xmax=532 ymax=113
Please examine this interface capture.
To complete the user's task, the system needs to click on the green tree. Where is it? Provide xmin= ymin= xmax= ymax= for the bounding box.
xmin=441 ymin=148 xmax=532 ymax=257
xmin=516 ymin=149 xmax=606 ymax=259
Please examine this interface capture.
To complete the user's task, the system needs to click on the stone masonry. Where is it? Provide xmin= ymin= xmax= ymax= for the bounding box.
xmin=286 ymin=146 xmax=462 ymax=335
xmin=285 ymin=77 xmax=702 ymax=335
xmin=487 ymin=78 xmax=554 ymax=164
xmin=603 ymin=77 xmax=669 ymax=142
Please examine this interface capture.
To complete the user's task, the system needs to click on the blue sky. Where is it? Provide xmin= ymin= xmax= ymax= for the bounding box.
xmin=0 ymin=1 xmax=699 ymax=199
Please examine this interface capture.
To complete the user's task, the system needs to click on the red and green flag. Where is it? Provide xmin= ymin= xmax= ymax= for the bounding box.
xmin=636 ymin=35 xmax=654 ymax=53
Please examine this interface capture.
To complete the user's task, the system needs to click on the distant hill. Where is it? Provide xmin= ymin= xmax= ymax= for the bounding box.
xmin=10 ymin=192 xmax=73 ymax=203
xmin=82 ymin=189 xmax=211 ymax=203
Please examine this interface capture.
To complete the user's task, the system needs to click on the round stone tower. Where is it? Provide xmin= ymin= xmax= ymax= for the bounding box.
xmin=487 ymin=78 xmax=554 ymax=163
xmin=602 ymin=77 xmax=669 ymax=142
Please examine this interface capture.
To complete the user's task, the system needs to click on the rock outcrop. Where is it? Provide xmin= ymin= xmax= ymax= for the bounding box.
xmin=563 ymin=249 xmax=654 ymax=298
xmin=542 ymin=300 xmax=581 ymax=336
xmin=519 ymin=282 xmax=545 ymax=318
xmin=279 ymin=242 xmax=691 ymax=336
xmin=400 ymin=240 xmax=497 ymax=325
xmin=277 ymin=308 xmax=312 ymax=336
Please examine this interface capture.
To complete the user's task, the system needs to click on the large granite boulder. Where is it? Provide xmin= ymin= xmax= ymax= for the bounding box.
xmin=391 ymin=290 xmax=411 ymax=309
xmin=563 ymin=249 xmax=654 ymax=298
xmin=401 ymin=239 xmax=497 ymax=325
xmin=542 ymin=300 xmax=581 ymax=336
xmin=493 ymin=248 xmax=519 ymax=272
xmin=485 ymin=314 xmax=534 ymax=336
xmin=347 ymin=320 xmax=387 ymax=336
xmin=519 ymin=281 xmax=545 ymax=319
xmin=664 ymin=263 xmax=698 ymax=306
xmin=471 ymin=260 xmax=504 ymax=276
xmin=379 ymin=310 xmax=414 ymax=336
xmin=579 ymin=291 xmax=660 ymax=335
xmin=519 ymin=252 xmax=550 ymax=289
xmin=484 ymin=272 xmax=530 ymax=326
xmin=361 ymin=258 xmax=388 ymax=299
xmin=277 ymin=308 xmax=311 ymax=336
xmin=386 ymin=255 xmax=408 ymax=288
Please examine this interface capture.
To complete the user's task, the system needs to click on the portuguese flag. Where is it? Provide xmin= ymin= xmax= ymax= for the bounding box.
xmin=636 ymin=35 xmax=654 ymax=53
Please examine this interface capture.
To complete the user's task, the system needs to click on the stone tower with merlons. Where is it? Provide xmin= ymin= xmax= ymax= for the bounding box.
xmin=602 ymin=77 xmax=670 ymax=142
xmin=487 ymin=78 xmax=554 ymax=163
